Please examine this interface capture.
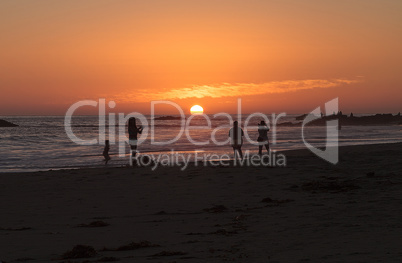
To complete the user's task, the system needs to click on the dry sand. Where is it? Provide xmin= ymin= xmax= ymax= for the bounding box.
xmin=1 ymin=143 xmax=401 ymax=262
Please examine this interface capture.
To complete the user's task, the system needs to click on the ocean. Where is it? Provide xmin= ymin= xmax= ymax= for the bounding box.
xmin=1 ymin=114 xmax=401 ymax=172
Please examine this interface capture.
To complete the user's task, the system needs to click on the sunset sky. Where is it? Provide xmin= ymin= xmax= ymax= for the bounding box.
xmin=1 ymin=0 xmax=401 ymax=115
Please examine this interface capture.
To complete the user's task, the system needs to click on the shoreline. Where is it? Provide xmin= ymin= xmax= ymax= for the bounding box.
xmin=2 ymin=141 xmax=402 ymax=174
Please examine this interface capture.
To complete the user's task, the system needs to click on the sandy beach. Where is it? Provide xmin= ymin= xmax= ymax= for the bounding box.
xmin=3 ymin=0 xmax=401 ymax=262
xmin=1 ymin=142 xmax=401 ymax=262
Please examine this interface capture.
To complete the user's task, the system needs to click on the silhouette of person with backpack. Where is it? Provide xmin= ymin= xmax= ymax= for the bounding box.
xmin=257 ymin=121 xmax=270 ymax=155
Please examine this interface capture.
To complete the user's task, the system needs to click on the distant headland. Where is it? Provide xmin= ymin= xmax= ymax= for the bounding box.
xmin=153 ymin=116 xmax=183 ymax=120
xmin=280 ymin=112 xmax=402 ymax=126
xmin=0 ymin=119 xmax=18 ymax=127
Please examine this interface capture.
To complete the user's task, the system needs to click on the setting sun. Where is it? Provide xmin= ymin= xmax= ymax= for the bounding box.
xmin=190 ymin=105 xmax=204 ymax=115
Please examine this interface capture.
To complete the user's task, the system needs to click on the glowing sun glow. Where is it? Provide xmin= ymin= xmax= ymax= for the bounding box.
xmin=190 ymin=105 xmax=204 ymax=114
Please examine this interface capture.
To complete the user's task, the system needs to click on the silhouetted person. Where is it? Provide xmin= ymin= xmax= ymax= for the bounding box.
xmin=103 ymin=140 xmax=111 ymax=164
xmin=350 ymin=112 xmax=354 ymax=117
xmin=257 ymin=121 xmax=270 ymax=155
xmin=229 ymin=121 xmax=244 ymax=159
xmin=128 ymin=117 xmax=143 ymax=166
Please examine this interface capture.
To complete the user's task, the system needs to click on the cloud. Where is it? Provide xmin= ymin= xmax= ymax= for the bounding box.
xmin=113 ymin=78 xmax=362 ymax=102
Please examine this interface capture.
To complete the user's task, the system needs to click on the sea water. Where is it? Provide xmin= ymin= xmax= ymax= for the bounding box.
xmin=0 ymin=115 xmax=401 ymax=172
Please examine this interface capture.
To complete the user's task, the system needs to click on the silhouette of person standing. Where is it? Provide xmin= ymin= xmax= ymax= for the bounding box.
xmin=103 ymin=140 xmax=111 ymax=164
xmin=257 ymin=121 xmax=270 ymax=155
xmin=128 ymin=117 xmax=143 ymax=166
xmin=229 ymin=121 xmax=244 ymax=159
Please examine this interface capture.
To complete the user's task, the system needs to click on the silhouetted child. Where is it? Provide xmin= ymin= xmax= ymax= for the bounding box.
xmin=103 ymin=140 xmax=111 ymax=164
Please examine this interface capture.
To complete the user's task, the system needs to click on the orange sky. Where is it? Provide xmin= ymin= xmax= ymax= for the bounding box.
xmin=1 ymin=0 xmax=401 ymax=115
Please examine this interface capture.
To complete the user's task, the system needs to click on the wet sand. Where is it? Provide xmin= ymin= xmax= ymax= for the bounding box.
xmin=1 ymin=143 xmax=401 ymax=262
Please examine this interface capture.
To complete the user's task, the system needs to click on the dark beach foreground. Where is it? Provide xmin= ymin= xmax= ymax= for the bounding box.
xmin=0 ymin=143 xmax=401 ymax=262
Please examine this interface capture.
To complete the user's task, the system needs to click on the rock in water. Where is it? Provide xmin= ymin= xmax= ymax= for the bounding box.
xmin=0 ymin=119 xmax=18 ymax=127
